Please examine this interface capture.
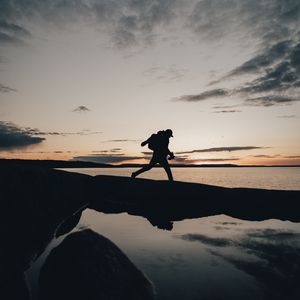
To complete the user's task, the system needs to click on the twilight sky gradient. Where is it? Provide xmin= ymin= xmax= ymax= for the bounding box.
xmin=0 ymin=0 xmax=300 ymax=165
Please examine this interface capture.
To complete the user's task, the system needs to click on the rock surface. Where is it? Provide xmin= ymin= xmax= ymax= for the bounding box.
xmin=39 ymin=229 xmax=155 ymax=300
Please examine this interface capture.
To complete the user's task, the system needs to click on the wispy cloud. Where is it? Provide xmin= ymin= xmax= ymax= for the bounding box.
xmin=177 ymin=0 xmax=300 ymax=107
xmin=0 ymin=83 xmax=16 ymax=93
xmin=284 ymin=155 xmax=300 ymax=159
xmin=218 ymin=41 xmax=293 ymax=80
xmin=73 ymin=106 xmax=91 ymax=113
xmin=105 ymin=139 xmax=138 ymax=143
xmin=175 ymin=87 xmax=300 ymax=107
xmin=245 ymin=95 xmax=299 ymax=107
xmin=175 ymin=157 xmax=240 ymax=163
xmin=277 ymin=115 xmax=297 ymax=118
xmin=143 ymin=65 xmax=188 ymax=82
xmin=175 ymin=89 xmax=230 ymax=102
xmin=177 ymin=146 xmax=267 ymax=155
xmin=252 ymin=154 xmax=280 ymax=158
xmin=23 ymin=128 xmax=102 ymax=136
xmin=0 ymin=121 xmax=45 ymax=150
xmin=0 ymin=20 xmax=30 ymax=45
xmin=212 ymin=110 xmax=242 ymax=113
xmin=91 ymin=148 xmax=122 ymax=153
xmin=0 ymin=0 xmax=181 ymax=49
xmin=142 ymin=152 xmax=240 ymax=164
xmin=73 ymin=154 xmax=143 ymax=164
xmin=252 ymin=154 xmax=300 ymax=159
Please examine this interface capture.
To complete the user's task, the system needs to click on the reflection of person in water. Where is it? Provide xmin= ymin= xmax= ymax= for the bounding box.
xmin=131 ymin=129 xmax=174 ymax=181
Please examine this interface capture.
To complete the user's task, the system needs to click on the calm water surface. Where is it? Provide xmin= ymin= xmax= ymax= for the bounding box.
xmin=27 ymin=167 xmax=300 ymax=300
xmin=61 ymin=167 xmax=300 ymax=190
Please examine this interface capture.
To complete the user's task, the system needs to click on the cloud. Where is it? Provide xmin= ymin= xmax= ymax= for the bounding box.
xmin=277 ymin=115 xmax=297 ymax=118
xmin=22 ymin=128 xmax=102 ymax=136
xmin=109 ymin=0 xmax=180 ymax=48
xmin=0 ymin=121 xmax=45 ymax=150
xmin=142 ymin=65 xmax=188 ymax=82
xmin=142 ymin=151 xmax=240 ymax=164
xmin=245 ymin=95 xmax=299 ymax=107
xmin=177 ymin=146 xmax=266 ymax=155
xmin=141 ymin=151 xmax=152 ymax=155
xmin=110 ymin=148 xmax=122 ymax=152
xmin=0 ymin=20 xmax=30 ymax=45
xmin=252 ymin=154 xmax=280 ymax=158
xmin=105 ymin=139 xmax=137 ymax=142
xmin=252 ymin=154 xmax=300 ymax=159
xmin=73 ymin=106 xmax=91 ymax=112
xmin=175 ymin=89 xmax=300 ymax=106
xmin=72 ymin=154 xmax=143 ymax=164
xmin=231 ymin=39 xmax=300 ymax=96
xmin=212 ymin=110 xmax=242 ymax=113
xmin=1 ymin=0 xmax=299 ymax=109
xmin=212 ymin=105 xmax=240 ymax=109
xmin=0 ymin=0 xmax=181 ymax=48
xmin=8 ymin=150 xmax=74 ymax=154
xmin=177 ymin=1 xmax=300 ymax=106
xmin=91 ymin=148 xmax=122 ymax=153
xmin=284 ymin=155 xmax=300 ymax=159
xmin=0 ymin=0 xmax=299 ymax=53
xmin=188 ymin=0 xmax=300 ymax=45
xmin=0 ymin=83 xmax=16 ymax=93
xmin=173 ymin=157 xmax=240 ymax=164
xmin=175 ymin=89 xmax=230 ymax=102
xmin=222 ymin=40 xmax=293 ymax=79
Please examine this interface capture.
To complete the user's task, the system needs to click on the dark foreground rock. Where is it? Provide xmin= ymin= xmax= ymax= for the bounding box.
xmin=39 ymin=229 xmax=155 ymax=300
xmin=0 ymin=164 xmax=92 ymax=300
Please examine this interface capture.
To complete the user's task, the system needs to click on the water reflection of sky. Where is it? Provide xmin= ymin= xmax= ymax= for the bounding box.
xmin=76 ymin=210 xmax=300 ymax=300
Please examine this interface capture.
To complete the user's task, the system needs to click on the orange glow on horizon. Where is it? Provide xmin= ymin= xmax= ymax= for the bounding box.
xmin=1 ymin=151 xmax=300 ymax=166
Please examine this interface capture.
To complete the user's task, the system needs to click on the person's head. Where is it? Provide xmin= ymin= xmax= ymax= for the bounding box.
xmin=165 ymin=129 xmax=173 ymax=138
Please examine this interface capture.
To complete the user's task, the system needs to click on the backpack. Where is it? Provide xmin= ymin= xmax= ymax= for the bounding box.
xmin=148 ymin=133 xmax=159 ymax=150
xmin=148 ymin=131 xmax=164 ymax=150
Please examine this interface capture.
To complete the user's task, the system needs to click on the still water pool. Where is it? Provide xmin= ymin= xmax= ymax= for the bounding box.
xmin=27 ymin=167 xmax=300 ymax=299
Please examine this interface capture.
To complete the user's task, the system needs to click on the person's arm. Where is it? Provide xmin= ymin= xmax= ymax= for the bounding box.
xmin=141 ymin=136 xmax=151 ymax=147
xmin=141 ymin=139 xmax=148 ymax=147
xmin=141 ymin=134 xmax=155 ymax=147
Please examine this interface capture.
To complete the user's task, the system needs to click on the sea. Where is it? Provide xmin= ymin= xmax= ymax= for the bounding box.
xmin=60 ymin=166 xmax=300 ymax=190
xmin=26 ymin=167 xmax=300 ymax=300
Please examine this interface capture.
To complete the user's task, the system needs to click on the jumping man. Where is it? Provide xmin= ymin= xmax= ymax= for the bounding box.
xmin=131 ymin=129 xmax=174 ymax=181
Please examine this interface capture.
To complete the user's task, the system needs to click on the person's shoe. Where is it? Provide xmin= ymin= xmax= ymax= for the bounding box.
xmin=131 ymin=172 xmax=137 ymax=178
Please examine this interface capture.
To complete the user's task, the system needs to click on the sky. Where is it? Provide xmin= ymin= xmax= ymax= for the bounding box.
xmin=0 ymin=0 xmax=300 ymax=165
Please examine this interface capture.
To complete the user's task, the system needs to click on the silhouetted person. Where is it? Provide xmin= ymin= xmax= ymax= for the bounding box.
xmin=131 ymin=129 xmax=174 ymax=181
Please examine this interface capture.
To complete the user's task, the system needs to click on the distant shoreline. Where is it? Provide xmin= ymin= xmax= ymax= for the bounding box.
xmin=1 ymin=158 xmax=299 ymax=168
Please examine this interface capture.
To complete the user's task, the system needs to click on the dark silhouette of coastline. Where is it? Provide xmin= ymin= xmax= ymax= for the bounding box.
xmin=0 ymin=158 xmax=114 ymax=168
xmin=1 ymin=158 xmax=299 ymax=168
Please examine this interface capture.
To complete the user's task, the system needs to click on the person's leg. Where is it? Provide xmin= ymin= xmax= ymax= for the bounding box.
xmin=131 ymin=156 xmax=156 ymax=178
xmin=160 ymin=159 xmax=174 ymax=181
